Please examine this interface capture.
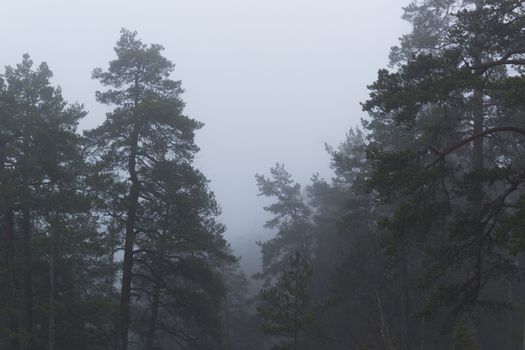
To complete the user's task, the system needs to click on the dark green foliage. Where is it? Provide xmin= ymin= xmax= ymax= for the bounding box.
xmin=247 ymin=2 xmax=525 ymax=349
xmin=254 ymin=163 xmax=313 ymax=285
xmin=257 ymin=252 xmax=315 ymax=350
xmin=359 ymin=0 xmax=525 ymax=348
xmin=3 ymin=2 xmax=525 ymax=349
xmin=221 ymin=259 xmax=266 ymax=350
xmin=86 ymin=29 xmax=234 ymax=350
xmin=451 ymin=316 xmax=480 ymax=350
xmin=0 ymin=54 xmax=114 ymax=350
xmin=1 ymin=30 xmax=235 ymax=350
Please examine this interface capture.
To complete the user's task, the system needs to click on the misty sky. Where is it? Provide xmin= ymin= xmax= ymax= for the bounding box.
xmin=1 ymin=0 xmax=410 ymax=270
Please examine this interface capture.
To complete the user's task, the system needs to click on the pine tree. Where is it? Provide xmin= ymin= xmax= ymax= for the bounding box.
xmin=132 ymin=161 xmax=234 ymax=349
xmin=86 ymin=29 xmax=233 ymax=349
xmin=254 ymin=164 xmax=313 ymax=285
xmin=362 ymin=0 xmax=525 ymax=346
xmin=257 ymin=252 xmax=314 ymax=350
xmin=0 ymin=55 xmax=113 ymax=350
xmin=221 ymin=258 xmax=266 ymax=350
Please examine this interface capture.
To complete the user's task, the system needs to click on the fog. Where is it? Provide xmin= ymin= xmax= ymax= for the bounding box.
xmin=4 ymin=2 xmax=525 ymax=349
xmin=1 ymin=0 xmax=409 ymax=273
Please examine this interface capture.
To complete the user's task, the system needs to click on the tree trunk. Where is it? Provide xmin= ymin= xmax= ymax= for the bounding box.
xmin=293 ymin=261 xmax=300 ymax=350
xmin=470 ymin=1 xmax=484 ymax=346
xmin=5 ymin=207 xmax=21 ymax=350
xmin=472 ymin=88 xmax=484 ymax=209
xmin=516 ymin=254 xmax=525 ymax=350
xmin=376 ymin=290 xmax=394 ymax=350
xmin=118 ymin=126 xmax=141 ymax=350
xmin=145 ymin=284 xmax=161 ymax=350
xmin=522 ymin=314 xmax=525 ymax=350
xmin=400 ymin=248 xmax=410 ymax=350
xmin=469 ymin=0 xmax=484 ymax=223
xmin=22 ymin=207 xmax=33 ymax=347
xmin=48 ymin=225 xmax=56 ymax=350
xmin=1 ymin=144 xmax=21 ymax=350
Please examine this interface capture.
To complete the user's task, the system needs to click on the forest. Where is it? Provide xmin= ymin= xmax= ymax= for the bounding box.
xmin=1 ymin=0 xmax=525 ymax=349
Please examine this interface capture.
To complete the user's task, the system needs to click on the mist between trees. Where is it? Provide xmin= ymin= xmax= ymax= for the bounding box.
xmin=1 ymin=1 xmax=525 ymax=349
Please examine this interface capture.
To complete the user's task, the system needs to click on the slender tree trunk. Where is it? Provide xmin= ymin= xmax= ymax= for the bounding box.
xmin=1 ymin=144 xmax=21 ymax=350
xmin=145 ymin=284 xmax=160 ymax=350
xmin=420 ymin=317 xmax=426 ymax=350
xmin=118 ymin=127 xmax=141 ymax=350
xmin=294 ymin=298 xmax=298 ymax=350
xmin=376 ymin=290 xmax=394 ymax=350
xmin=472 ymin=0 xmax=484 ymax=184
xmin=471 ymin=0 xmax=484 ymax=300
xmin=5 ymin=207 xmax=21 ymax=350
xmin=470 ymin=87 xmax=484 ymax=308
xmin=472 ymin=90 xmax=484 ymax=206
xmin=522 ymin=314 xmax=525 ymax=350
xmin=400 ymin=248 xmax=410 ymax=350
xmin=516 ymin=254 xmax=525 ymax=349
xmin=470 ymin=1 xmax=484 ymax=346
xmin=22 ymin=207 xmax=32 ymax=346
xmin=293 ymin=265 xmax=299 ymax=350
xmin=520 ymin=196 xmax=525 ymax=350
xmin=48 ymin=224 xmax=56 ymax=350
xmin=20 ymin=118 xmax=33 ymax=350
xmin=223 ymin=292 xmax=231 ymax=349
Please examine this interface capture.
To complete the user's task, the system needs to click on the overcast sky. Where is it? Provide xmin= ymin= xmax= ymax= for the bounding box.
xmin=1 ymin=0 xmax=410 ymax=271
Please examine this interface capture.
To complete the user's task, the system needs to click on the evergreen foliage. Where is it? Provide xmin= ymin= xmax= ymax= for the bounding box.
xmin=2 ymin=2 xmax=525 ymax=349
xmin=256 ymin=252 xmax=314 ymax=350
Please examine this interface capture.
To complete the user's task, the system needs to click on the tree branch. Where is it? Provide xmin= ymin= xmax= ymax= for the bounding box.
xmin=427 ymin=127 xmax=525 ymax=166
xmin=472 ymin=48 xmax=525 ymax=74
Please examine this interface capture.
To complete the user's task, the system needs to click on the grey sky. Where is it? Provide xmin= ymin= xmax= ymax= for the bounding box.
xmin=1 ymin=0 xmax=410 ymax=270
